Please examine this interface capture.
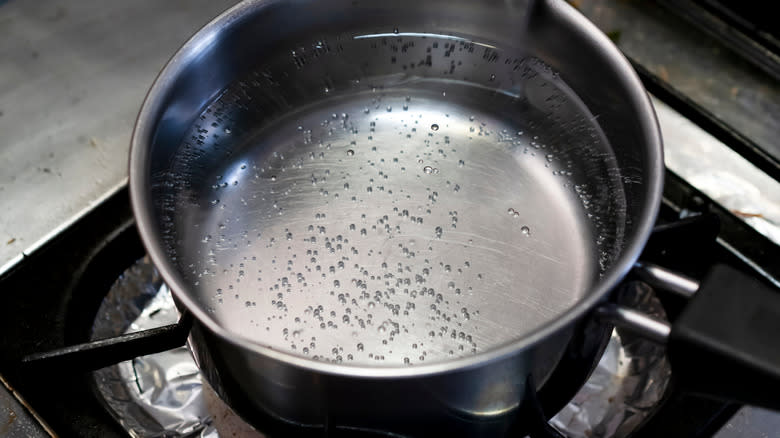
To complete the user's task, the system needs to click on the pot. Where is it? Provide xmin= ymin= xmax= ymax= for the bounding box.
xmin=128 ymin=0 xmax=780 ymax=436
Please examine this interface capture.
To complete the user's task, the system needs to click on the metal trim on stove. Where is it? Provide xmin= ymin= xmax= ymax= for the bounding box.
xmin=634 ymin=61 xmax=780 ymax=184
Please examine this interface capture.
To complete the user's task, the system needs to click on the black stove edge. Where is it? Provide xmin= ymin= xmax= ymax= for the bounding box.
xmin=0 ymin=187 xmax=137 ymax=437
xmin=0 ymin=374 xmax=54 ymax=437
xmin=662 ymin=169 xmax=780 ymax=286
xmin=655 ymin=0 xmax=780 ymax=81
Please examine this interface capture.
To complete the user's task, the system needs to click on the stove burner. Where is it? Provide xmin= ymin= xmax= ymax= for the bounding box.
xmin=549 ymin=282 xmax=671 ymax=437
xmin=88 ymin=257 xmax=669 ymax=437
xmin=3 ymin=180 xmax=765 ymax=436
xmin=90 ymin=256 xmax=263 ymax=437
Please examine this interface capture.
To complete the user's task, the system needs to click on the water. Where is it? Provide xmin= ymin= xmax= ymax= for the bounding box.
xmin=165 ymin=34 xmax=624 ymax=367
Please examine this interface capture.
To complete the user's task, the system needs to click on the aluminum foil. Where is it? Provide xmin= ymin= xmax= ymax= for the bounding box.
xmin=92 ymin=257 xmax=669 ymax=437
xmin=549 ymin=281 xmax=671 ymax=437
xmin=90 ymin=256 xmax=263 ymax=438
xmin=652 ymin=97 xmax=780 ymax=246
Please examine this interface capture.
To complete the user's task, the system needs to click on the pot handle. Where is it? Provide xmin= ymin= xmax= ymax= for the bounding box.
xmin=596 ymin=263 xmax=780 ymax=410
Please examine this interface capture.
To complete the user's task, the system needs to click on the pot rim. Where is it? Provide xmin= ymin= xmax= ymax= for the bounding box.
xmin=128 ymin=0 xmax=663 ymax=379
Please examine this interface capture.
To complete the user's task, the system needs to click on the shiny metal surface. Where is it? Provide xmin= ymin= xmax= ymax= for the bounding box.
xmin=633 ymin=262 xmax=699 ymax=298
xmin=176 ymin=78 xmax=601 ymax=366
xmin=594 ymin=303 xmax=671 ymax=345
xmin=0 ymin=0 xmax=238 ymax=273
xmin=129 ymin=0 xmax=663 ymax=433
xmin=188 ymin=318 xmax=577 ymax=435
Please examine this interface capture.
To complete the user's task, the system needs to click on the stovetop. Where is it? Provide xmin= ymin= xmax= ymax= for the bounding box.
xmin=1 ymin=1 xmax=779 ymax=437
xmin=1 ymin=166 xmax=777 ymax=437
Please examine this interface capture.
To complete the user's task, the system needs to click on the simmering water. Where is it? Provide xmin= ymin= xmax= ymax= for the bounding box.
xmin=163 ymin=34 xmax=624 ymax=366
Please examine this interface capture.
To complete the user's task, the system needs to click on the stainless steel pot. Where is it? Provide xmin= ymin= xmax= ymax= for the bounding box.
xmin=129 ymin=0 xmax=779 ymax=436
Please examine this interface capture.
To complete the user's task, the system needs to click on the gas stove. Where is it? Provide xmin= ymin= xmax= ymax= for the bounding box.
xmin=0 ymin=167 xmax=775 ymax=438
xmin=1 ymin=1 xmax=778 ymax=437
